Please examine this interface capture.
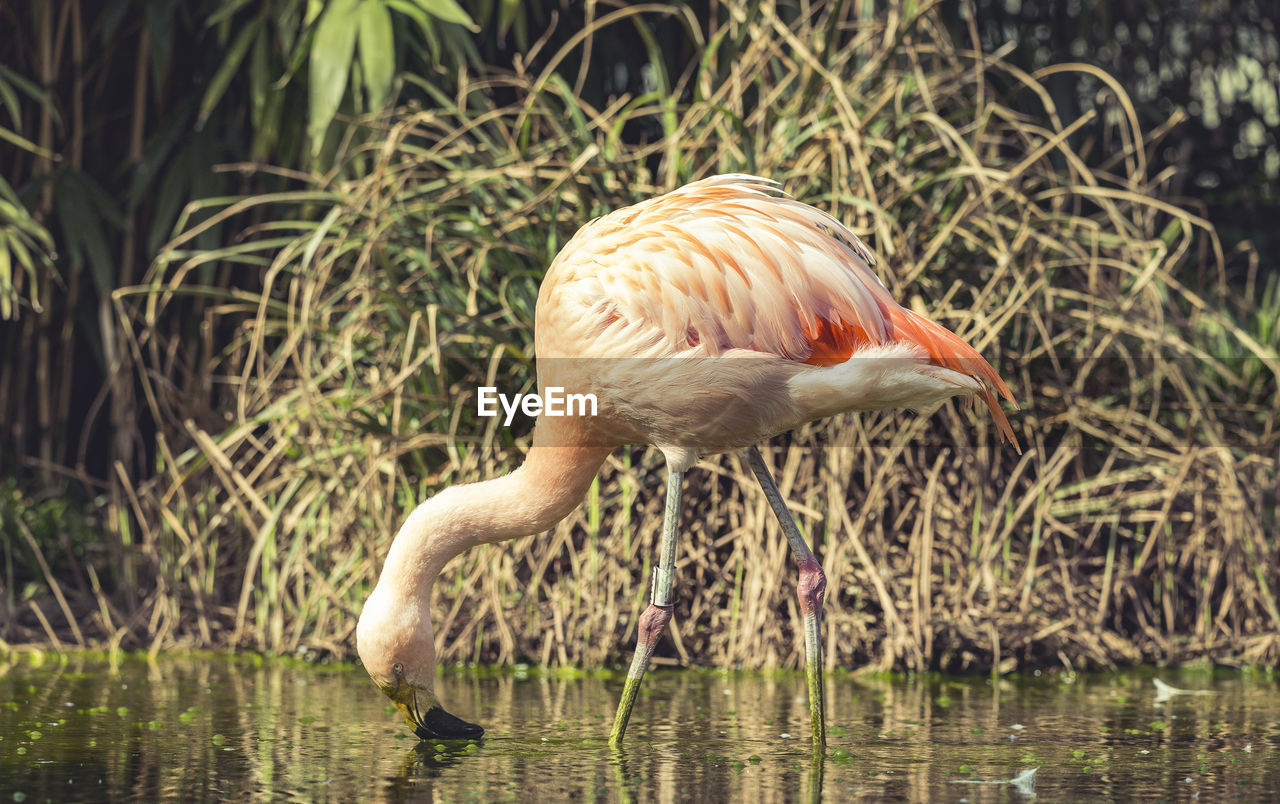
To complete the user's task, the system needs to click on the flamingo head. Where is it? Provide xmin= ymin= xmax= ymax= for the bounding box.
xmin=356 ymin=584 xmax=484 ymax=741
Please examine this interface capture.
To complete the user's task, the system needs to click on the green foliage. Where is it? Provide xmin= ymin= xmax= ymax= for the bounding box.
xmin=0 ymin=0 xmax=486 ymax=478
xmin=0 ymin=67 xmax=53 ymax=156
xmin=309 ymin=0 xmax=366 ymax=156
xmin=0 ymin=175 xmax=55 ymax=320
xmin=1192 ymin=270 xmax=1280 ymax=401
xmin=0 ymin=478 xmax=99 ymax=604
xmin=194 ymin=0 xmax=479 ymax=163
xmin=0 ymin=66 xmax=56 ymax=319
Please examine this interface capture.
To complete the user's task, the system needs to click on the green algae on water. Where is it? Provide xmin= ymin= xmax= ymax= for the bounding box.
xmin=1 ymin=652 xmax=1278 ymax=801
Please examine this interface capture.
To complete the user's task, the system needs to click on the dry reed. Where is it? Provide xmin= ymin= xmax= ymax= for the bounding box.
xmin=12 ymin=1 xmax=1276 ymax=673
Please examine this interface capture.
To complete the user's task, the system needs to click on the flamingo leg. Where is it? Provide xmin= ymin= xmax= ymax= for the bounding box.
xmin=609 ymin=466 xmax=682 ymax=746
xmin=746 ymin=445 xmax=827 ymax=750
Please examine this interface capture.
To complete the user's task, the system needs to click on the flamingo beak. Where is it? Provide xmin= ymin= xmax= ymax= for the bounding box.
xmin=379 ymin=681 xmax=485 ymax=741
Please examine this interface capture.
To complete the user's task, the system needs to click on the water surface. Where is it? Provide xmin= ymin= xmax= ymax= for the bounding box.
xmin=1 ymin=652 xmax=1276 ymax=801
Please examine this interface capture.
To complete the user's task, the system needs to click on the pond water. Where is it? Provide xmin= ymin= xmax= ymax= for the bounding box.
xmin=0 ymin=652 xmax=1276 ymax=801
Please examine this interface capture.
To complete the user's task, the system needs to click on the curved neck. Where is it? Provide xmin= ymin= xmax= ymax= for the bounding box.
xmin=378 ymin=423 xmax=611 ymax=601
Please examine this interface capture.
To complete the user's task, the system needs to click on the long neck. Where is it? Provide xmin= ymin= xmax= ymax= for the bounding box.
xmin=378 ymin=422 xmax=611 ymax=601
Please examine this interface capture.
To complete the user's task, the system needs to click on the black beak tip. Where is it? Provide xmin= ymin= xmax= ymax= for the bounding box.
xmin=414 ymin=705 xmax=485 ymax=741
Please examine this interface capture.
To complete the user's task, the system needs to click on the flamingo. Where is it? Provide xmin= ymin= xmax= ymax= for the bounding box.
xmin=355 ymin=175 xmax=1018 ymax=748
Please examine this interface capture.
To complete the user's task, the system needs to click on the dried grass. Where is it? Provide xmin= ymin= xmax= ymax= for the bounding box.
xmin=12 ymin=1 xmax=1276 ymax=672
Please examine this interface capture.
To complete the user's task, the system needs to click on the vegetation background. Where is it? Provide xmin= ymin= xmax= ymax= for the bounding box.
xmin=1 ymin=0 xmax=1277 ymax=673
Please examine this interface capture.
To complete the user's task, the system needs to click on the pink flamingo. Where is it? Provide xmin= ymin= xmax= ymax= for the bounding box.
xmin=356 ymin=175 xmax=1018 ymax=748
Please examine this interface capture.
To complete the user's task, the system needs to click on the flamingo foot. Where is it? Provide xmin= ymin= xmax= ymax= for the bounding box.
xmin=610 ymin=603 xmax=673 ymax=746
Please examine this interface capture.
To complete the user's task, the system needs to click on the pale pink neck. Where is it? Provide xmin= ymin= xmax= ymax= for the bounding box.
xmin=378 ymin=425 xmax=611 ymax=601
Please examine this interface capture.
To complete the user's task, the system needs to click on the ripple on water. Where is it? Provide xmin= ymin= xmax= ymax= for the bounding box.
xmin=0 ymin=653 xmax=1277 ymax=801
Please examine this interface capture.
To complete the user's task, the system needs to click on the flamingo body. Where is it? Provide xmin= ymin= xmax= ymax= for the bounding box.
xmin=356 ymin=175 xmax=1017 ymax=742
xmin=536 ymin=175 xmax=1014 ymax=465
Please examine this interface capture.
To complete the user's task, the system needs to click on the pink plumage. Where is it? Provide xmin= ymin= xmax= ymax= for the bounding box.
xmin=536 ymin=174 xmax=1018 ymax=459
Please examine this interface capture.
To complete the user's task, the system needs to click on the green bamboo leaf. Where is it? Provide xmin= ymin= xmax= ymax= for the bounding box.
xmin=497 ymin=0 xmax=519 ymax=39
xmin=305 ymin=0 xmax=325 ymax=26
xmin=0 ymin=75 xmax=23 ymax=128
xmin=55 ymin=183 xmax=113 ymax=293
xmin=250 ymin=26 xmax=269 ymax=139
xmin=6 ymin=224 xmax=43 ymax=273
xmin=0 ymin=67 xmax=53 ymax=142
xmin=0 ymin=233 xmax=13 ymax=319
xmin=276 ymin=18 xmax=314 ymax=91
xmin=0 ymin=175 xmax=20 ymax=206
xmin=409 ymin=0 xmax=475 ymax=28
xmin=385 ymin=0 xmax=431 ymax=34
xmin=0 ymin=64 xmax=53 ymax=110
xmin=0 ymin=182 xmax=56 ymax=262
xmin=197 ymin=16 xmax=263 ymax=129
xmin=436 ymin=18 xmax=482 ymax=66
xmin=206 ymin=0 xmax=258 ymax=27
xmin=309 ymin=0 xmax=362 ymax=156
xmin=387 ymin=0 xmax=439 ymax=55
xmin=357 ymin=0 xmax=395 ymax=111
xmin=0 ymin=125 xmax=57 ymax=159
xmin=63 ymin=171 xmax=120 ymax=284
xmin=145 ymin=0 xmax=177 ymax=90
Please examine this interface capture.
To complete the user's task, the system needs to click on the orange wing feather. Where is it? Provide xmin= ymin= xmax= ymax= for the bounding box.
xmin=803 ymin=309 xmax=1018 ymax=448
